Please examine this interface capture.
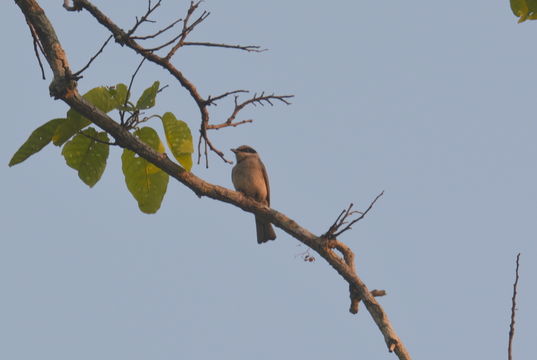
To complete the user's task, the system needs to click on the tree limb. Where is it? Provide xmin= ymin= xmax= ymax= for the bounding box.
xmin=13 ymin=1 xmax=412 ymax=359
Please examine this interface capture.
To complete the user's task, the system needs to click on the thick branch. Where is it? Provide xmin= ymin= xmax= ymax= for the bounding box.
xmin=14 ymin=1 xmax=412 ymax=359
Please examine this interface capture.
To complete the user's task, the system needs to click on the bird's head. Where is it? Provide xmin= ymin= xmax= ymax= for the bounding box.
xmin=231 ymin=145 xmax=258 ymax=162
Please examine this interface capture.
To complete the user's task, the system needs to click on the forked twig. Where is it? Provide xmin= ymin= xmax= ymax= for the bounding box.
xmin=126 ymin=0 xmax=163 ymax=37
xmin=323 ymin=191 xmax=385 ymax=239
xmin=132 ymin=18 xmax=183 ymax=40
xmin=165 ymin=1 xmax=209 ymax=60
xmin=224 ymin=92 xmax=294 ymax=124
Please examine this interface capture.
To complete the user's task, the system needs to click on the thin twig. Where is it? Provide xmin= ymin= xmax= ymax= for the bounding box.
xmin=157 ymin=84 xmax=169 ymax=94
xmin=508 ymin=253 xmax=521 ymax=360
xmin=165 ymin=1 xmax=209 ymax=60
xmin=126 ymin=0 xmax=162 ymax=37
xmin=226 ymin=92 xmax=294 ymax=124
xmin=126 ymin=58 xmax=146 ymax=102
xmin=332 ymin=191 xmax=384 ymax=238
xmin=78 ymin=130 xmax=117 ymax=145
xmin=73 ymin=35 xmax=113 ymax=77
xmin=143 ymin=33 xmax=183 ymax=52
xmin=197 ymin=128 xmax=231 ymax=166
xmin=205 ymin=89 xmax=249 ymax=105
xmin=120 ymin=58 xmax=146 ymax=125
xmin=25 ymin=18 xmax=46 ymax=79
xmin=132 ymin=18 xmax=183 ymax=40
xmin=183 ymin=42 xmax=265 ymax=52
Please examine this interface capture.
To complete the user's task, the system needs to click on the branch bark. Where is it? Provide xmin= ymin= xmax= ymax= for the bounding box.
xmin=13 ymin=1 xmax=412 ymax=359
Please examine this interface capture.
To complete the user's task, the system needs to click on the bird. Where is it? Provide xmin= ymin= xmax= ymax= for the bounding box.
xmin=231 ymin=145 xmax=276 ymax=244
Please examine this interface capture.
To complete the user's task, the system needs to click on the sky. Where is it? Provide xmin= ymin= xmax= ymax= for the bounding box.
xmin=1 ymin=1 xmax=536 ymax=359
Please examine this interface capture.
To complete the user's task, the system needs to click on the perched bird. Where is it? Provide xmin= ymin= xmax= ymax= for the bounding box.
xmin=231 ymin=145 xmax=276 ymax=244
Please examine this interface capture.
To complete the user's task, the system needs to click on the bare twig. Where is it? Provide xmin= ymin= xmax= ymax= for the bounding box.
xmin=78 ymin=130 xmax=117 ymax=145
xmin=322 ymin=192 xmax=385 ymax=314
xmin=225 ymin=92 xmax=294 ymax=124
xmin=143 ymin=33 xmax=182 ymax=52
xmin=73 ymin=35 xmax=113 ymax=77
xmin=198 ymin=128 xmax=231 ymax=166
xmin=198 ymin=92 xmax=292 ymax=164
xmin=205 ymin=89 xmax=249 ymax=105
xmin=323 ymin=191 xmax=384 ymax=239
xmin=126 ymin=58 xmax=146 ymax=101
xmin=183 ymin=42 xmax=265 ymax=52
xmin=198 ymin=92 xmax=293 ymax=164
xmin=126 ymin=0 xmax=162 ymax=37
xmin=25 ymin=18 xmax=46 ymax=79
xmin=165 ymin=1 xmax=209 ymax=60
xmin=119 ymin=58 xmax=145 ymax=125
xmin=132 ymin=18 xmax=183 ymax=40
xmin=157 ymin=84 xmax=169 ymax=94
xmin=508 ymin=253 xmax=521 ymax=360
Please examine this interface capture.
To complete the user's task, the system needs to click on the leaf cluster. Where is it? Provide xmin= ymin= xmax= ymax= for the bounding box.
xmin=9 ymin=82 xmax=193 ymax=214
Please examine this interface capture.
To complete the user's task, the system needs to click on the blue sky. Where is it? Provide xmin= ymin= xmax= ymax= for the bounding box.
xmin=1 ymin=1 xmax=536 ymax=359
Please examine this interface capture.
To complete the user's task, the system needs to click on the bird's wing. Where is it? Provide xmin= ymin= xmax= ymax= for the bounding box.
xmin=261 ymin=161 xmax=270 ymax=206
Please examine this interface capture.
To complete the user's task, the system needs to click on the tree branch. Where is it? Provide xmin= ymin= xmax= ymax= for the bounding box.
xmin=13 ymin=1 xmax=412 ymax=359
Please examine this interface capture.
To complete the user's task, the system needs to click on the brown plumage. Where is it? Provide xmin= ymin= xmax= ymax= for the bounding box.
xmin=231 ymin=145 xmax=276 ymax=244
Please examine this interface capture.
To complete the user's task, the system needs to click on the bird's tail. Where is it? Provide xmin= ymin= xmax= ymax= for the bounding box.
xmin=255 ymin=216 xmax=276 ymax=244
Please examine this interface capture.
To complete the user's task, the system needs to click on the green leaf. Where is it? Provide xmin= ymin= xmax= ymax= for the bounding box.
xmin=511 ymin=0 xmax=537 ymax=22
xmin=61 ymin=127 xmax=110 ymax=187
xmin=9 ymin=118 xmax=65 ymax=166
xmin=161 ymin=112 xmax=193 ymax=171
xmin=511 ymin=0 xmax=528 ymax=17
xmin=108 ymin=83 xmax=129 ymax=108
xmin=121 ymin=127 xmax=169 ymax=214
xmin=136 ymin=81 xmax=160 ymax=110
xmin=53 ymin=86 xmax=119 ymax=146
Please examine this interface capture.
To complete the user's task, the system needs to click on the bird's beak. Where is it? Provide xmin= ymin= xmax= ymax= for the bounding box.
xmin=230 ymin=148 xmax=237 ymax=153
